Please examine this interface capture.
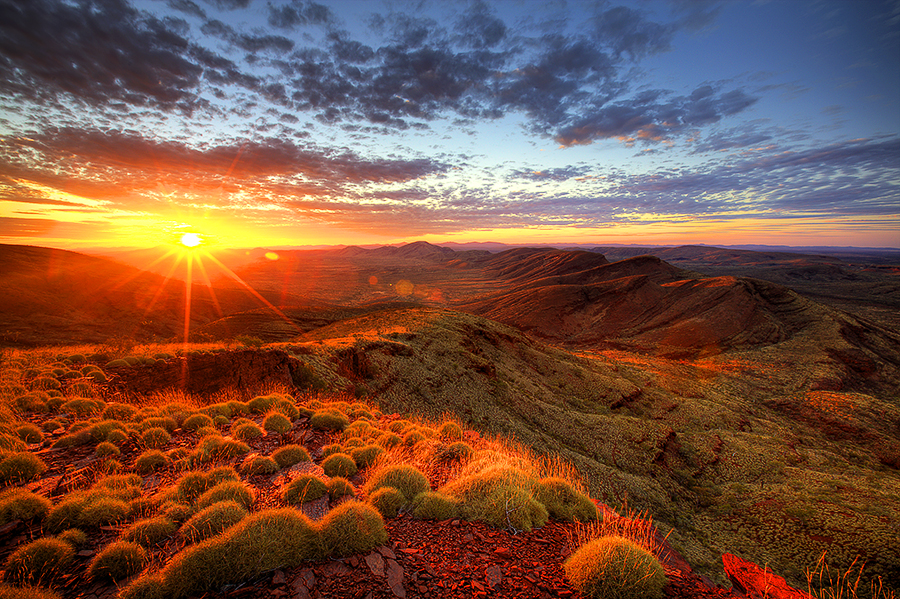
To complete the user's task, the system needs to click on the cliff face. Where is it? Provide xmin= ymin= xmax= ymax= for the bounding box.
xmin=106 ymin=349 xmax=312 ymax=396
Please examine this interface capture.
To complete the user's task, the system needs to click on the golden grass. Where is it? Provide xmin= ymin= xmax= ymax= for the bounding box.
xmin=806 ymin=554 xmax=897 ymax=599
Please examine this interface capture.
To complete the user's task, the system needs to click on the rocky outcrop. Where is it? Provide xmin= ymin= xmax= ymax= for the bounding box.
xmin=106 ymin=349 xmax=314 ymax=396
xmin=723 ymin=553 xmax=812 ymax=599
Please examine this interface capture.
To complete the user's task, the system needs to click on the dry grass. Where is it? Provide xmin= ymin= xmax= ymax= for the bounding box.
xmin=806 ymin=554 xmax=897 ymax=599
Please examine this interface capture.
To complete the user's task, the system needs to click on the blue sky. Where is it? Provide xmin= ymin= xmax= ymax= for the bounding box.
xmin=0 ymin=0 xmax=897 ymax=249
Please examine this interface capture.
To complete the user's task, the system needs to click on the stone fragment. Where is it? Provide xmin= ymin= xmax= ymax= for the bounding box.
xmin=385 ymin=558 xmax=406 ymax=598
xmin=485 ymin=564 xmax=503 ymax=589
xmin=365 ymin=551 xmax=385 ymax=577
xmin=723 ymin=553 xmax=812 ymax=599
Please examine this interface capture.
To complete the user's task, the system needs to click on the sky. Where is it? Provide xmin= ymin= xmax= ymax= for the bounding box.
xmin=0 ymin=0 xmax=898 ymax=250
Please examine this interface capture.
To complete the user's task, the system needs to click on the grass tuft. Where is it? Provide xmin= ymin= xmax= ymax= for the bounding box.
xmin=411 ymin=491 xmax=459 ymax=521
xmin=284 ymin=475 xmax=327 ymax=505
xmin=195 ymin=480 xmax=254 ymax=511
xmin=0 ymin=452 xmax=47 ymax=484
xmin=321 ymin=453 xmax=357 ymax=478
xmin=271 ymin=444 xmax=310 ymax=469
xmin=0 ymin=488 xmax=51 ymax=525
xmin=180 ymin=500 xmax=247 ymax=544
xmin=3 ymin=537 xmax=74 ymax=586
xmin=319 ymin=500 xmax=387 ymax=557
xmin=122 ymin=516 xmax=177 ymax=547
xmin=564 ymin=535 xmax=666 ymax=599
xmin=365 ymin=464 xmax=430 ymax=503
xmin=87 ymin=540 xmax=147 ymax=583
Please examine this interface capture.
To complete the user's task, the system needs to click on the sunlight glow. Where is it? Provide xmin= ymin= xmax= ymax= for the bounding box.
xmin=180 ymin=232 xmax=202 ymax=247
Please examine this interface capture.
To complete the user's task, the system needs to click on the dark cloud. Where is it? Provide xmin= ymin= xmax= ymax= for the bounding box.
xmin=201 ymin=0 xmax=250 ymax=10
xmin=200 ymin=19 xmax=293 ymax=53
xmin=592 ymin=6 xmax=675 ymax=59
xmin=0 ymin=0 xmax=202 ymax=110
xmin=509 ymin=166 xmax=593 ymax=182
xmin=167 ymin=0 xmax=206 ymax=19
xmin=554 ymin=85 xmax=757 ymax=146
xmin=455 ymin=1 xmax=507 ymax=49
xmin=0 ymin=217 xmax=57 ymax=237
xmin=267 ymin=0 xmax=334 ymax=29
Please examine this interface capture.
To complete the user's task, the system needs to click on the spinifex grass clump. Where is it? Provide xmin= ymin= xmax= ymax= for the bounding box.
xmin=231 ymin=422 xmax=263 ymax=442
xmin=172 ymin=467 xmax=239 ymax=504
xmin=120 ymin=508 xmax=322 ymax=599
xmin=365 ymin=464 xmax=430 ymax=503
xmin=262 ymin=412 xmax=292 ymax=434
xmin=310 ymin=409 xmax=349 ymax=432
xmin=180 ymin=500 xmax=247 ymax=544
xmin=46 ymin=474 xmax=142 ymax=532
xmin=350 ymin=445 xmax=384 ymax=469
xmin=368 ymin=487 xmax=405 ymax=518
xmin=181 ymin=413 xmax=213 ymax=433
xmin=0 ymin=487 xmax=51 ymax=525
xmin=533 ymin=477 xmax=599 ymax=522
xmin=141 ymin=427 xmax=172 ymax=450
xmin=0 ymin=452 xmax=46 ymax=484
xmin=411 ymin=491 xmax=459 ymax=520
xmin=321 ymin=453 xmax=357 ymax=478
xmin=122 ymin=516 xmax=178 ymax=547
xmin=564 ymin=535 xmax=666 ymax=599
xmin=15 ymin=423 xmax=43 ymax=444
xmin=87 ymin=541 xmax=147 ymax=583
xmin=319 ymin=501 xmax=387 ymax=557
xmin=134 ymin=449 xmax=169 ymax=475
xmin=326 ymin=477 xmax=356 ymax=501
xmin=193 ymin=434 xmax=249 ymax=463
xmin=271 ymin=444 xmax=310 ymax=469
xmin=438 ymin=462 xmax=547 ymax=532
xmin=3 ymin=537 xmax=74 ymax=586
xmin=195 ymin=480 xmax=254 ymax=511
xmin=242 ymin=455 xmax=279 ymax=475
xmin=283 ymin=475 xmax=327 ymax=505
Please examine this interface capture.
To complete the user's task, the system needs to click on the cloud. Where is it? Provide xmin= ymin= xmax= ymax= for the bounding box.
xmin=0 ymin=128 xmax=449 ymax=208
xmin=0 ymin=217 xmax=58 ymax=237
xmin=554 ymin=85 xmax=757 ymax=146
xmin=0 ymin=0 xmax=203 ymax=111
xmin=201 ymin=0 xmax=251 ymax=10
xmin=267 ymin=0 xmax=334 ymax=29
xmin=200 ymin=19 xmax=294 ymax=54
xmin=167 ymin=0 xmax=207 ymax=19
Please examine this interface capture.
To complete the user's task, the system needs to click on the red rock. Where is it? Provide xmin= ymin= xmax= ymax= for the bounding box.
xmin=385 ymin=558 xmax=406 ymax=598
xmin=365 ymin=551 xmax=385 ymax=577
xmin=723 ymin=553 xmax=812 ymax=599
xmin=271 ymin=570 xmax=286 ymax=585
xmin=485 ymin=564 xmax=503 ymax=589
xmin=378 ymin=546 xmax=398 ymax=560
xmin=494 ymin=547 xmax=512 ymax=558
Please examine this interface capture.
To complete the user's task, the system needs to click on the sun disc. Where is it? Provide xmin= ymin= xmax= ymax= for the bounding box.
xmin=180 ymin=232 xmax=201 ymax=248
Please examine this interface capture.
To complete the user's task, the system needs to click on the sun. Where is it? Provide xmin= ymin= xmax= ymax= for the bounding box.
xmin=180 ymin=232 xmax=202 ymax=248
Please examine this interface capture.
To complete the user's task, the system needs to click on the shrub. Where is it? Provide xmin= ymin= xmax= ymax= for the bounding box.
xmin=102 ymin=403 xmax=138 ymax=422
xmin=326 ymin=477 xmax=356 ymax=501
xmin=436 ymin=441 xmax=474 ymax=463
xmin=42 ymin=419 xmax=63 ymax=433
xmin=15 ymin=424 xmax=42 ymax=444
xmin=321 ymin=443 xmax=344 ymax=458
xmin=60 ymin=398 xmax=101 ymax=417
xmin=106 ymin=429 xmax=129 ymax=444
xmin=533 ymin=477 xmax=599 ymax=522
xmin=350 ymin=445 xmax=384 ymax=470
xmin=247 ymin=394 xmax=278 ymax=414
xmin=180 ymin=500 xmax=247 ymax=544
xmin=439 ymin=466 xmax=547 ymax=532
xmin=375 ymin=432 xmax=402 ymax=449
xmin=319 ymin=501 xmax=387 ymax=557
xmin=368 ymin=487 xmax=405 ymax=518
xmin=0 ymin=488 xmax=51 ymax=525
xmin=3 ymin=537 xmax=74 ymax=585
xmin=273 ymin=398 xmax=299 ymax=420
xmin=140 ymin=417 xmax=177 ymax=434
xmin=162 ymin=502 xmax=194 ymax=524
xmin=31 ymin=376 xmax=60 ymax=391
xmin=95 ymin=441 xmax=121 ymax=458
xmin=271 ymin=445 xmax=310 ymax=469
xmin=321 ymin=453 xmax=357 ymax=478
xmin=225 ymin=401 xmax=248 ymax=417
xmin=141 ymin=427 xmax=172 ymax=450
xmin=87 ymin=419 xmax=126 ymax=443
xmin=193 ymin=435 xmax=249 ymax=463
xmin=402 ymin=430 xmax=425 ymax=447
xmin=0 ymin=585 xmax=63 ymax=599
xmin=284 ymin=475 xmax=327 ymax=505
xmin=122 ymin=516 xmax=177 ymax=547
xmin=88 ymin=540 xmax=147 ymax=583
xmin=262 ymin=412 xmax=292 ymax=434
xmin=242 ymin=455 xmax=279 ymax=476
xmin=57 ymin=528 xmax=88 ymax=548
xmin=412 ymin=491 xmax=459 ymax=521
xmin=133 ymin=508 xmax=321 ymax=598
xmin=196 ymin=480 xmax=254 ymax=511
xmin=79 ymin=496 xmax=130 ymax=528
xmin=437 ymin=421 xmax=464 ymax=440
xmin=310 ymin=410 xmax=349 ymax=432
xmin=106 ymin=359 xmax=130 ymax=368
xmin=0 ymin=452 xmax=46 ymax=484
xmin=182 ymin=413 xmax=213 ymax=433
xmin=134 ymin=449 xmax=169 ymax=475
xmin=174 ymin=468 xmax=239 ymax=504
xmin=564 ymin=535 xmax=666 ymax=599
xmin=231 ymin=422 xmax=263 ymax=442
xmin=365 ymin=464 xmax=429 ymax=503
